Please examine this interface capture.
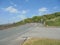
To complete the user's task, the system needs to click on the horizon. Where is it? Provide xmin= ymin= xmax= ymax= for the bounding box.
xmin=0 ymin=0 xmax=60 ymax=24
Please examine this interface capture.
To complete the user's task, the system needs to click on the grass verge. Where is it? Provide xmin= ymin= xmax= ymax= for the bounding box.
xmin=45 ymin=17 xmax=60 ymax=26
xmin=23 ymin=38 xmax=60 ymax=45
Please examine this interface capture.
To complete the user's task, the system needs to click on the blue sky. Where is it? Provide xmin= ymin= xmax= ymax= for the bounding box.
xmin=0 ymin=0 xmax=60 ymax=24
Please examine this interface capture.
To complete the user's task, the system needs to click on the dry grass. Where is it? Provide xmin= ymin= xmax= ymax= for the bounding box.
xmin=23 ymin=38 xmax=60 ymax=45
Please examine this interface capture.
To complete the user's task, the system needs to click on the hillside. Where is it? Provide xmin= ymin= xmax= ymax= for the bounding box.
xmin=15 ymin=12 xmax=60 ymax=26
xmin=0 ymin=12 xmax=60 ymax=30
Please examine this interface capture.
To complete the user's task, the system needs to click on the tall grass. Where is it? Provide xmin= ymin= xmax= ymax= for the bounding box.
xmin=23 ymin=38 xmax=60 ymax=45
xmin=45 ymin=17 xmax=60 ymax=26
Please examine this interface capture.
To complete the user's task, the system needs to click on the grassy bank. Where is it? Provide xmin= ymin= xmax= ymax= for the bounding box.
xmin=23 ymin=38 xmax=60 ymax=45
xmin=45 ymin=17 xmax=60 ymax=26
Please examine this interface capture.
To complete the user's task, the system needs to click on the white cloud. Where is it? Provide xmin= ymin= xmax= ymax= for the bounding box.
xmin=38 ymin=7 xmax=48 ymax=15
xmin=38 ymin=7 xmax=48 ymax=12
xmin=11 ymin=15 xmax=27 ymax=21
xmin=16 ymin=15 xmax=26 ymax=20
xmin=5 ymin=6 xmax=19 ymax=13
xmin=3 ymin=6 xmax=28 ymax=14
xmin=8 ymin=14 xmax=27 ymax=23
xmin=21 ymin=10 xmax=28 ymax=14
xmin=2 ymin=6 xmax=28 ymax=21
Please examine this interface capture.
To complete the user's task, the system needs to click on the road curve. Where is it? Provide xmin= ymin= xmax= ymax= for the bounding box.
xmin=0 ymin=23 xmax=60 ymax=45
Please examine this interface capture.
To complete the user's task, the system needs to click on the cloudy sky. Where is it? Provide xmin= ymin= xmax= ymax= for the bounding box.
xmin=0 ymin=0 xmax=60 ymax=24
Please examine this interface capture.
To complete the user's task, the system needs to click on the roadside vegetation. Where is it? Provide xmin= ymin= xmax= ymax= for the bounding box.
xmin=15 ymin=12 xmax=60 ymax=26
xmin=0 ymin=12 xmax=60 ymax=30
xmin=45 ymin=17 xmax=60 ymax=26
xmin=23 ymin=38 xmax=60 ymax=45
xmin=14 ymin=12 xmax=60 ymax=26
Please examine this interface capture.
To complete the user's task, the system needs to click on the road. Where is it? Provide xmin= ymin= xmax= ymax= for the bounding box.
xmin=0 ymin=23 xmax=60 ymax=45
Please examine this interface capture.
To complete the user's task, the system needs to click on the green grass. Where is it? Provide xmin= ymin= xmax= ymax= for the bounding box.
xmin=45 ymin=17 xmax=60 ymax=26
xmin=23 ymin=38 xmax=60 ymax=45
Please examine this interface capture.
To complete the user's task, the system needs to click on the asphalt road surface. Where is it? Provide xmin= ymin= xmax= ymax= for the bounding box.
xmin=0 ymin=23 xmax=60 ymax=45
